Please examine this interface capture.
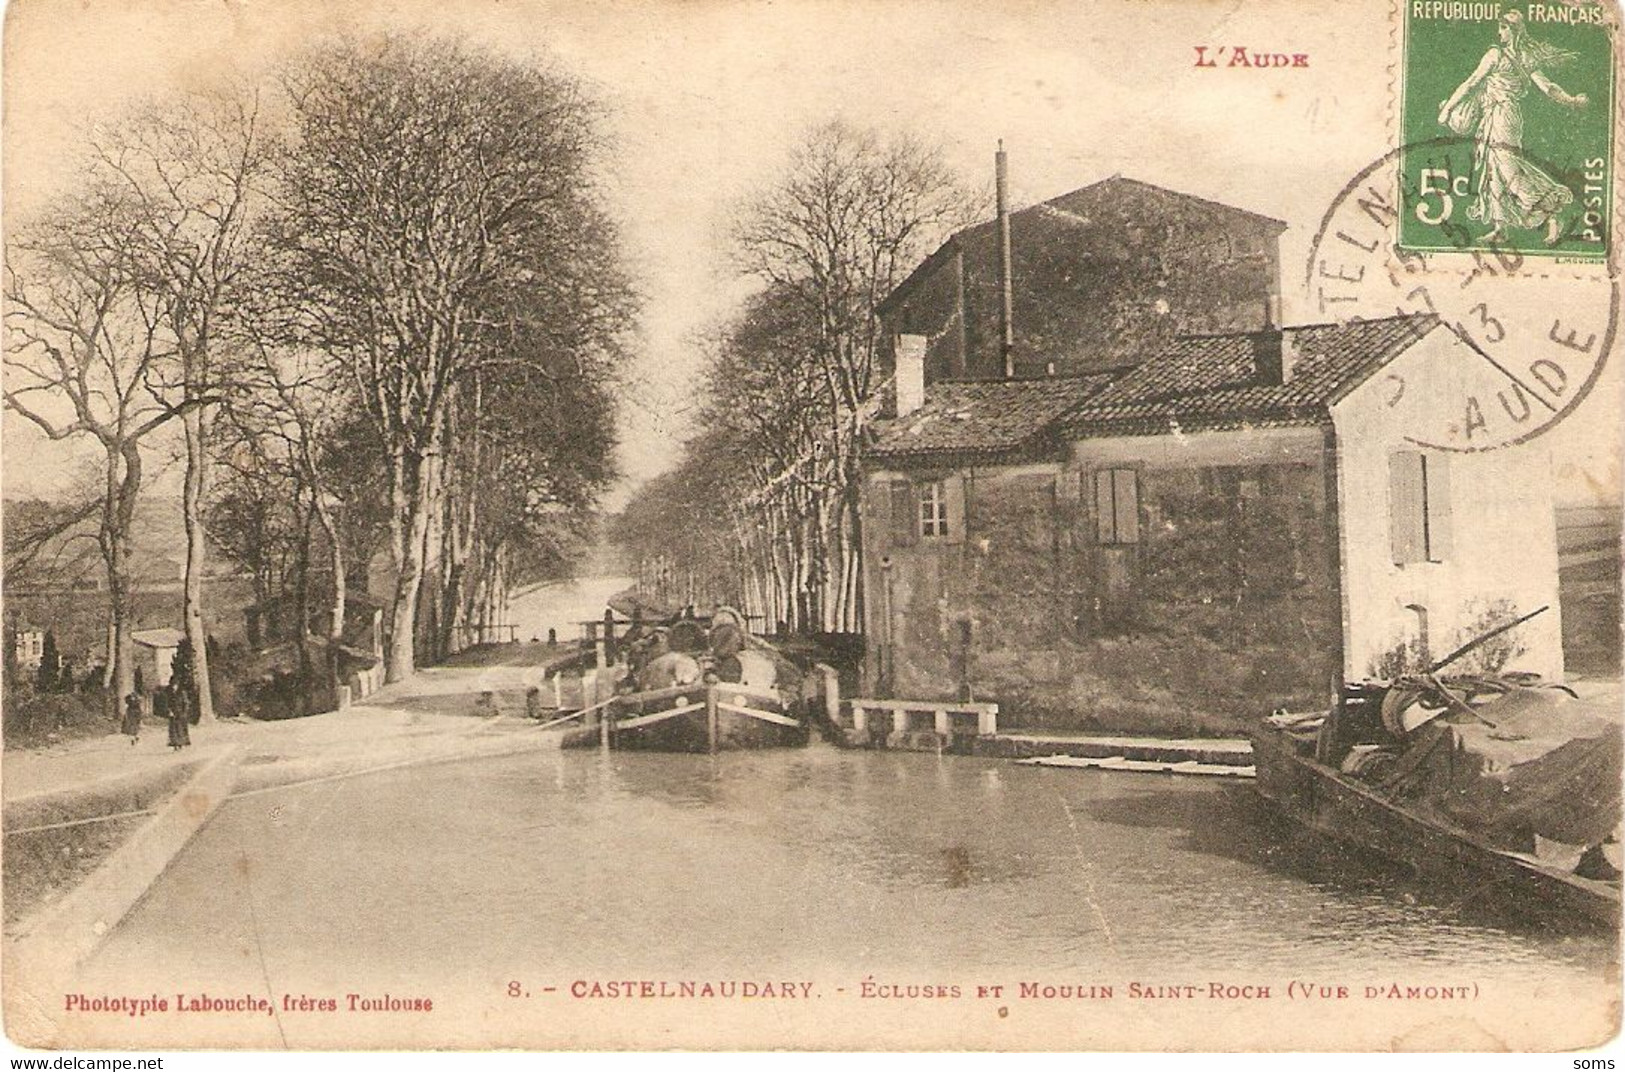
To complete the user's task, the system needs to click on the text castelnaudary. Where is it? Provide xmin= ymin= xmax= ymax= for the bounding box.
xmin=570 ymin=980 xmax=815 ymax=999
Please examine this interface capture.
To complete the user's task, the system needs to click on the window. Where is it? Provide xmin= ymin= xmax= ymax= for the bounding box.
xmin=886 ymin=474 xmax=963 ymax=545
xmin=919 ymin=481 xmax=949 ymax=538
xmin=1094 ymin=469 xmax=1140 ymax=545
xmin=1389 ymin=450 xmax=1452 ymax=565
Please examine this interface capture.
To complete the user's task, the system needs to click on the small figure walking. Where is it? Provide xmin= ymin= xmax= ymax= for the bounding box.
xmin=167 ymin=684 xmax=192 ymax=751
xmin=121 ymin=692 xmax=143 ymax=745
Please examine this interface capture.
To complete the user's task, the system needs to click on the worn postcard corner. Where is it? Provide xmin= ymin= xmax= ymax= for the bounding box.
xmin=1 ymin=0 xmax=1621 ymax=1056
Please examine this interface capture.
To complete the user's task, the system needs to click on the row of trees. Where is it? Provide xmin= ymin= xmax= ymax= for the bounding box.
xmin=618 ymin=121 xmax=972 ymax=633
xmin=4 ymin=37 xmax=634 ymax=710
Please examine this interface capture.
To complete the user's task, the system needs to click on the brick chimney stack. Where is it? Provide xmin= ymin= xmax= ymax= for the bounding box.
xmin=895 ymin=333 xmax=926 ymax=416
xmin=1253 ymin=295 xmax=1296 ymax=385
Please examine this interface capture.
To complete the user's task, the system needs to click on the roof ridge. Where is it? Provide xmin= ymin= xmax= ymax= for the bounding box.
xmin=1171 ymin=311 xmax=1439 ymax=342
xmin=1048 ymin=175 xmax=1288 ymax=229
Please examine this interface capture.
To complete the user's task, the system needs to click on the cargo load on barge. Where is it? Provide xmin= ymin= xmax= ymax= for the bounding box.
xmin=1253 ymin=608 xmax=1622 ymax=925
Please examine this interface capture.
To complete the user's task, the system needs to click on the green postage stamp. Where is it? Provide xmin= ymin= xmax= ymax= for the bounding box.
xmin=1400 ymin=1 xmax=1615 ymax=259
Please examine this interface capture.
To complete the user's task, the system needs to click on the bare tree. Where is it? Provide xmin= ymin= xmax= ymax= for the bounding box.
xmin=728 ymin=120 xmax=972 ymax=630
xmin=4 ymin=195 xmax=187 ymax=705
xmin=700 ymin=286 xmax=834 ymax=631
xmin=217 ymin=342 xmax=353 ymax=683
xmin=269 ymin=36 xmax=631 ymax=681
xmin=87 ymin=87 xmax=271 ymax=721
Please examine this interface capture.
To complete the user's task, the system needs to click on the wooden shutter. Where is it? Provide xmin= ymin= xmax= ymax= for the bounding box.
xmin=1424 ymin=454 xmax=1452 ymax=563
xmin=943 ymin=473 xmax=966 ymax=545
xmin=1389 ymin=451 xmax=1426 ymax=565
xmin=889 ymin=478 xmax=917 ymax=547
xmin=1113 ymin=470 xmax=1140 ymax=544
xmin=1094 ymin=470 xmax=1116 ymax=544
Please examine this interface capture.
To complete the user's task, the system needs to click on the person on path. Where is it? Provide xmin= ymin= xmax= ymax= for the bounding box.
xmin=166 ymin=684 xmax=192 ymax=751
xmin=121 ymin=692 xmax=142 ymax=745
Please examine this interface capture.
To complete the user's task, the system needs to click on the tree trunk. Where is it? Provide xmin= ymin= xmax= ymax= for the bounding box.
xmin=295 ymin=499 xmax=314 ymax=682
xmin=385 ymin=451 xmax=431 ymax=683
xmin=102 ymin=443 xmax=142 ymax=709
xmin=311 ymin=493 xmax=347 ymax=688
xmin=387 ymin=527 xmax=426 ymax=683
xmin=108 ymin=535 xmax=135 ymax=707
xmin=181 ymin=406 xmax=217 ymax=721
xmin=844 ymin=482 xmax=865 ymax=634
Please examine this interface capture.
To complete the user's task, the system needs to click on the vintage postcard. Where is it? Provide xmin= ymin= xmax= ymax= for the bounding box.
xmin=2 ymin=0 xmax=1621 ymax=1055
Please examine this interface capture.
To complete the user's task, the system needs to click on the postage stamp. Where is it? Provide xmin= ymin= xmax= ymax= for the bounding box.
xmin=1398 ymin=1 xmax=1616 ymax=259
xmin=1307 ymin=141 xmax=1618 ymax=450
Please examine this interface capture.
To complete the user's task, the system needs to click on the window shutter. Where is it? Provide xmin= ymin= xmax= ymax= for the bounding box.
xmin=1424 ymin=454 xmax=1452 ymax=563
xmin=890 ymin=478 xmax=917 ymax=547
xmin=1389 ymin=451 xmax=1425 ymax=565
xmin=1113 ymin=470 xmax=1140 ymax=544
xmin=943 ymin=474 xmax=966 ymax=545
xmin=1094 ymin=470 xmax=1115 ymax=544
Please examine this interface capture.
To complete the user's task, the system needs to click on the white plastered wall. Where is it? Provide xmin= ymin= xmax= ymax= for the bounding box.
xmin=1330 ymin=327 xmax=1564 ymax=680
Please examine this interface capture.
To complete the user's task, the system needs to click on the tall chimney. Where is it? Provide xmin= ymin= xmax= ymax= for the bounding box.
xmin=895 ymin=333 xmax=927 ymax=417
xmin=1253 ymin=296 xmax=1296 ymax=385
xmin=996 ymin=141 xmax=1015 ymax=379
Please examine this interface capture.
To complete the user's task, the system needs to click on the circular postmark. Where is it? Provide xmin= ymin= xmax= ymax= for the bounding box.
xmin=1306 ymin=137 xmax=1616 ymax=451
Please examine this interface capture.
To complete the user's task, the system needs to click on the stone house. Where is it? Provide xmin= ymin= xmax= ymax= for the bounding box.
xmin=10 ymin=626 xmax=46 ymax=671
xmin=131 ymin=627 xmax=187 ymax=691
xmin=861 ymin=174 xmax=1563 ymax=736
xmin=876 ymin=173 xmax=1288 ymax=382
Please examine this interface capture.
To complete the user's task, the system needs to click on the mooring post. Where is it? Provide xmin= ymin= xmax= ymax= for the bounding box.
xmin=819 ymin=664 xmax=840 ymax=727
xmin=706 ymin=686 xmax=719 ymax=754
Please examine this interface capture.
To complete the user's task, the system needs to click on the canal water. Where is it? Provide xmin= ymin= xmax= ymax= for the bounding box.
xmin=65 ymin=740 xmax=1619 ymax=1048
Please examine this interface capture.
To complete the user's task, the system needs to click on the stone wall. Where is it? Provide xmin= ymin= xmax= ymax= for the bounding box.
xmin=1329 ymin=327 xmax=1564 ymax=679
xmin=880 ymin=181 xmax=1283 ymax=386
xmin=864 ymin=428 xmax=1341 ymax=735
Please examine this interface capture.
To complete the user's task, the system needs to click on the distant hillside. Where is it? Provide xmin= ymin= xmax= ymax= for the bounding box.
xmin=3 ymin=494 xmax=246 ymax=596
xmin=1557 ymin=504 xmax=1622 ymax=675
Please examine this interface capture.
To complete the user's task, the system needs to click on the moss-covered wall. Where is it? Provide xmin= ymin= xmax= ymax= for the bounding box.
xmin=863 ymin=429 xmax=1341 ymax=736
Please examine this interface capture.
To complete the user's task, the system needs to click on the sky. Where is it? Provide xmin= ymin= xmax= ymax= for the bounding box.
xmin=2 ymin=0 xmax=1619 ymax=507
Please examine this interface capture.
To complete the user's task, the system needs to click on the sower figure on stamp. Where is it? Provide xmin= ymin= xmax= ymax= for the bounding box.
xmin=1439 ymin=10 xmax=1588 ymax=246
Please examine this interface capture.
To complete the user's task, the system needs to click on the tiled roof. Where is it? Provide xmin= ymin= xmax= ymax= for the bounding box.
xmin=868 ymin=374 xmax=1118 ymax=461
xmin=1061 ymin=314 xmax=1441 ymax=437
xmin=131 ymin=627 xmax=187 ymax=649
xmin=864 ymin=315 xmax=1440 ymax=461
